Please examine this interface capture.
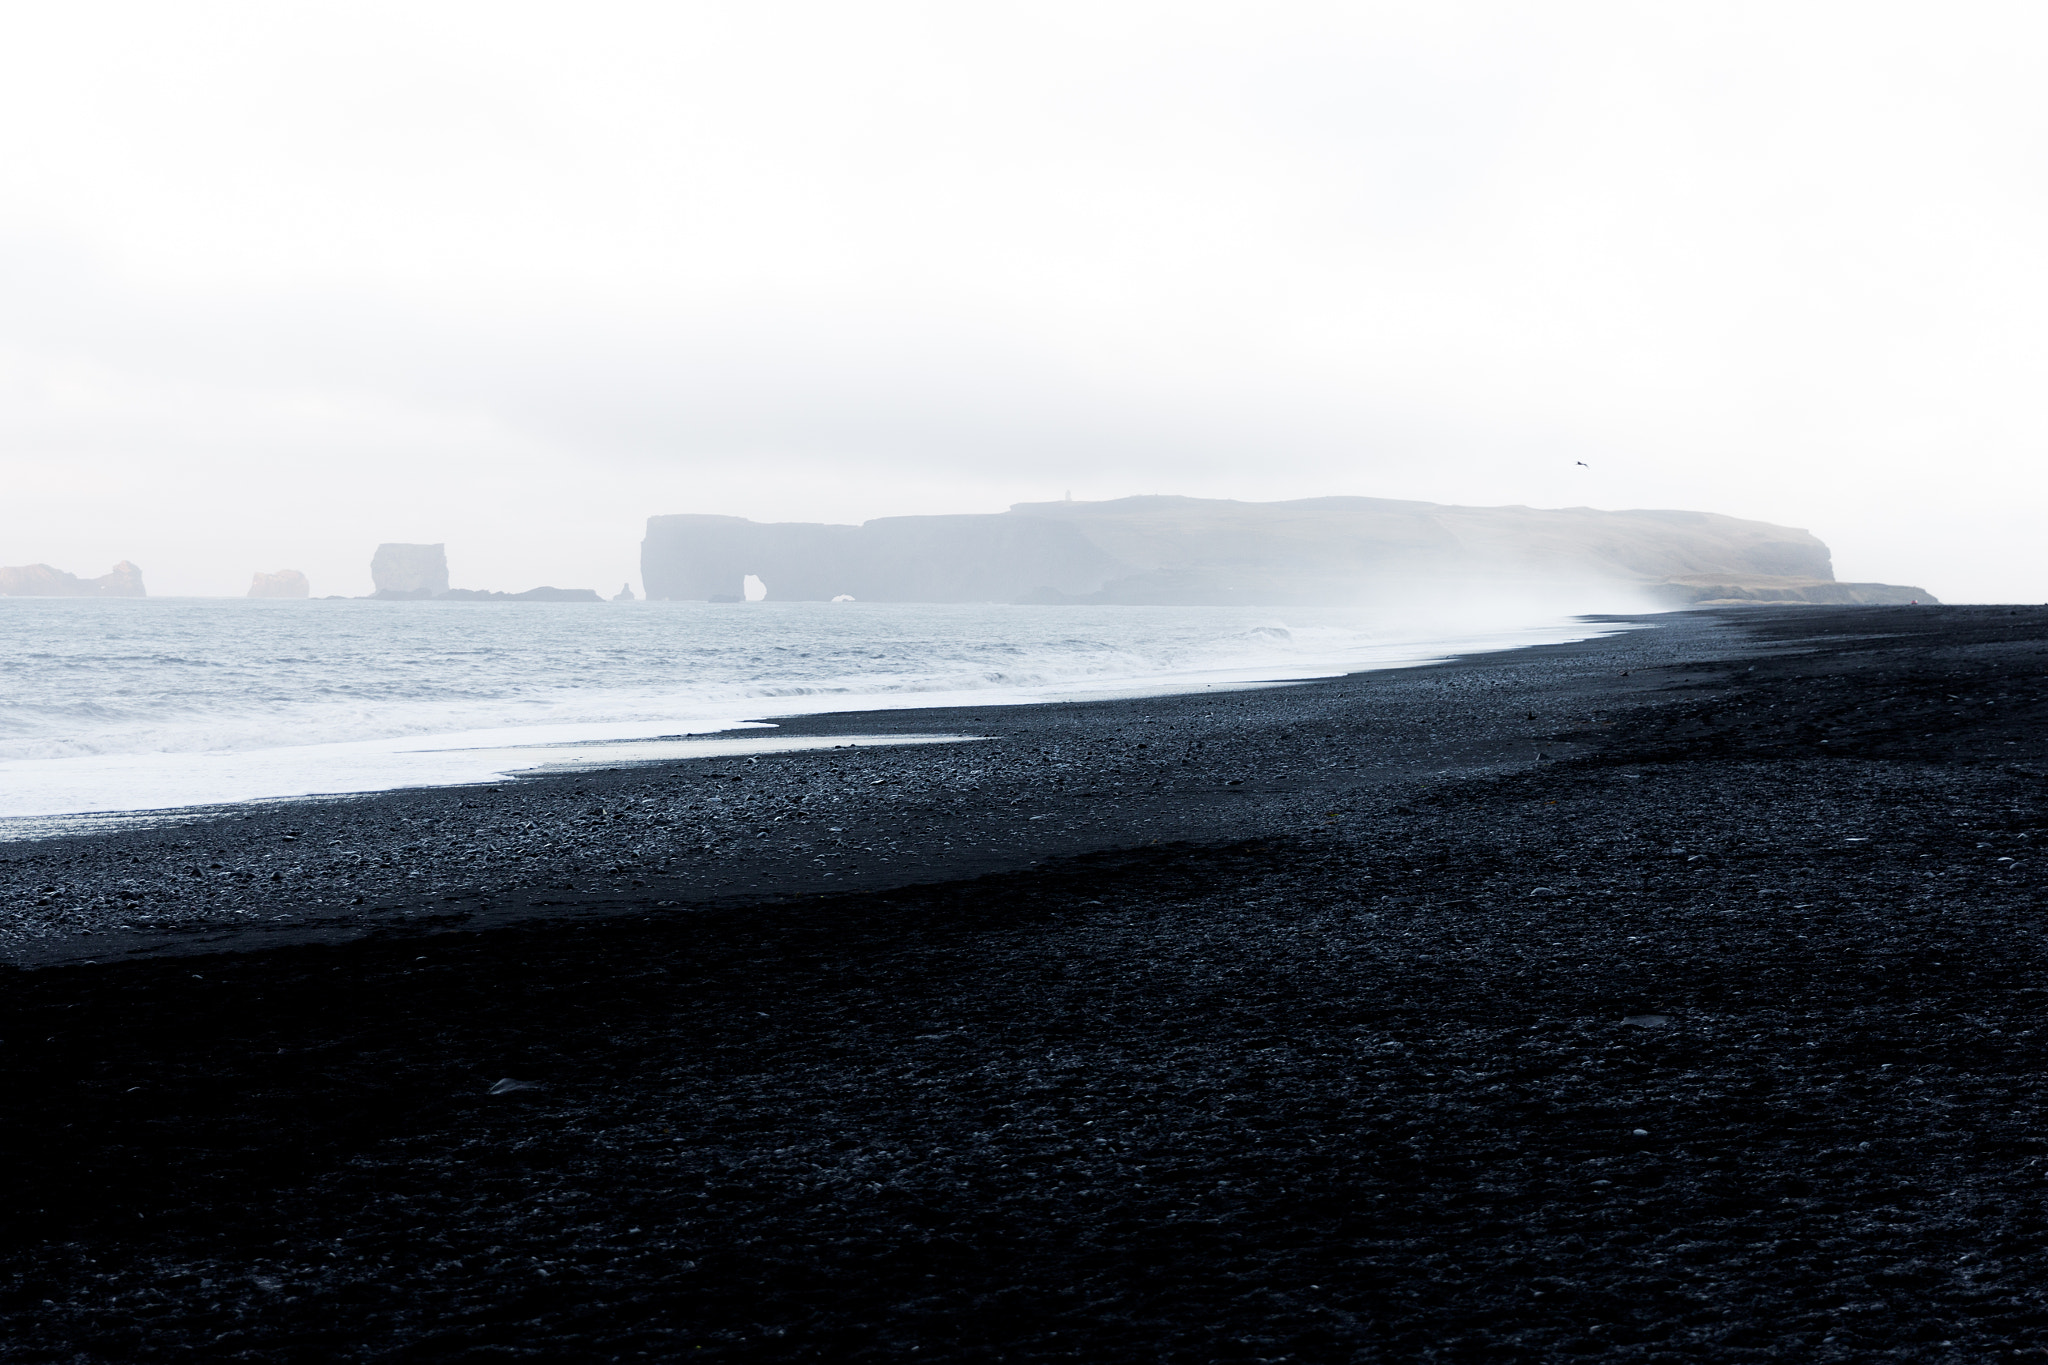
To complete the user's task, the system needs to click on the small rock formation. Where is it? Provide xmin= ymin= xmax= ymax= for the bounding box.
xmin=434 ymin=586 xmax=606 ymax=602
xmin=364 ymin=544 xmax=601 ymax=602
xmin=612 ymin=582 xmax=636 ymax=602
xmin=100 ymin=561 xmax=146 ymax=596
xmin=370 ymin=543 xmax=450 ymax=599
xmin=0 ymin=561 xmax=146 ymax=597
xmin=247 ymin=569 xmax=310 ymax=599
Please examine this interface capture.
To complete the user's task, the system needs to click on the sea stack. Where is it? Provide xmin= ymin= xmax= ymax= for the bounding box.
xmin=248 ymin=569 xmax=310 ymax=599
xmin=0 ymin=561 xmax=146 ymax=597
xmin=370 ymin=544 xmax=450 ymax=600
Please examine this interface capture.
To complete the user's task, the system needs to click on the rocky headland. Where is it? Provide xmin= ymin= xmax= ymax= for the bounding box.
xmin=0 ymin=561 xmax=145 ymax=598
xmin=641 ymin=496 xmax=1935 ymax=607
xmin=1655 ymin=574 xmax=1934 ymax=607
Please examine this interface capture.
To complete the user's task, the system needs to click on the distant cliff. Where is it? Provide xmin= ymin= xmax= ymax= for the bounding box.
xmin=248 ymin=569 xmax=310 ymax=599
xmin=641 ymin=496 xmax=1935 ymax=606
xmin=643 ymin=512 xmax=1125 ymax=603
xmin=0 ymin=561 xmax=146 ymax=598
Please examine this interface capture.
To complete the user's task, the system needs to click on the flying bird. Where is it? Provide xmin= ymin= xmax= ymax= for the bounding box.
xmin=1575 ymin=460 xmax=1589 ymax=467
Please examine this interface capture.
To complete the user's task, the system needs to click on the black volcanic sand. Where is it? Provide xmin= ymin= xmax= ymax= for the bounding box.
xmin=0 ymin=616 xmax=1690 ymax=965
xmin=5 ymin=606 xmax=2048 ymax=1362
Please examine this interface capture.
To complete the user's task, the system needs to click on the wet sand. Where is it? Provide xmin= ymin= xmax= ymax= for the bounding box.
xmin=5 ymin=605 xmax=2047 ymax=1361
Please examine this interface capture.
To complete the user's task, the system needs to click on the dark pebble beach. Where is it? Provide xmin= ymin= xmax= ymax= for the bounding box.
xmin=5 ymin=604 xmax=2048 ymax=1362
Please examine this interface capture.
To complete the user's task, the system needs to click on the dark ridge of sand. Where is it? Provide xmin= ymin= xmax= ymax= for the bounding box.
xmin=4 ymin=605 xmax=2047 ymax=1362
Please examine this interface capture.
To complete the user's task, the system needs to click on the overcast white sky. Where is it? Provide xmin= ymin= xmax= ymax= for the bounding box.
xmin=2 ymin=1 xmax=2044 ymax=599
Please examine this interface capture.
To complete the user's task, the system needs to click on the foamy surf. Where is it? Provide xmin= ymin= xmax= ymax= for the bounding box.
xmin=0 ymin=598 xmax=1637 ymax=827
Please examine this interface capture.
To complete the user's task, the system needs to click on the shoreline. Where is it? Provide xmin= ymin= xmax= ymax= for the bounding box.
xmin=0 ymin=608 xmax=1623 ymax=830
xmin=7 ymin=604 xmax=2048 ymax=1361
xmin=0 ymin=611 xmax=1688 ymax=968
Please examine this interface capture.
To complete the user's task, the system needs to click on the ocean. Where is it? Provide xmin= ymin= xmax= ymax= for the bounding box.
xmin=0 ymin=597 xmax=1624 ymax=830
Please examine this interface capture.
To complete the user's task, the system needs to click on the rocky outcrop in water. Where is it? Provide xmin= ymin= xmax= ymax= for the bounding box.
xmin=435 ymin=587 xmax=605 ymax=602
xmin=370 ymin=544 xmax=449 ymax=600
xmin=247 ymin=570 xmax=309 ymax=599
xmin=640 ymin=496 xmax=1936 ymax=606
xmin=367 ymin=543 xmax=602 ymax=602
xmin=0 ymin=561 xmax=146 ymax=597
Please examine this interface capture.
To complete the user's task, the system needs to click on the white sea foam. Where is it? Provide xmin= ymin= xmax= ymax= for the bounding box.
xmin=0 ymin=597 xmax=1636 ymax=825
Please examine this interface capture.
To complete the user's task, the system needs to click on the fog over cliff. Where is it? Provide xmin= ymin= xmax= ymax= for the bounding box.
xmin=2 ymin=4 xmax=2045 ymax=600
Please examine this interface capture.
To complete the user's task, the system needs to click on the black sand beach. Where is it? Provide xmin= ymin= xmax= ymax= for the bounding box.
xmin=5 ymin=605 xmax=2047 ymax=1361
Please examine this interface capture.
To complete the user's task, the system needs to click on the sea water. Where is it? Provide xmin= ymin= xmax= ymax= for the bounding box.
xmin=0 ymin=597 xmax=1624 ymax=827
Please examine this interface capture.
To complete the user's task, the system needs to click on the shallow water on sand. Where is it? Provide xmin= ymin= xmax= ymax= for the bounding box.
xmin=0 ymin=597 xmax=1628 ymax=822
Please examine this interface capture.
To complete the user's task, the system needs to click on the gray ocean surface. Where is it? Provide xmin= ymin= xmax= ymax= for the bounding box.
xmin=0 ymin=597 xmax=1625 ymax=826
